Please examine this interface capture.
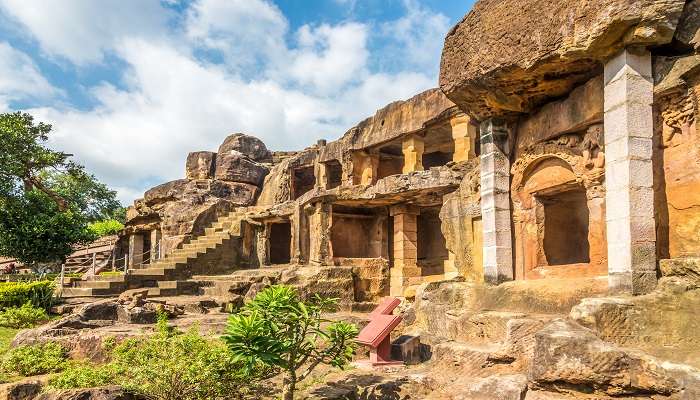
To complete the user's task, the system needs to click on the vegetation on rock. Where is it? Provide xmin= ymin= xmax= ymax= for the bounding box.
xmin=224 ymin=285 xmax=358 ymax=400
xmin=1 ymin=342 xmax=67 ymax=376
xmin=50 ymin=313 xmax=261 ymax=400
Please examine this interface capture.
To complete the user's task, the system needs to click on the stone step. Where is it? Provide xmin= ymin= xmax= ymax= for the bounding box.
xmin=73 ymin=280 xmax=121 ymax=289
xmin=147 ymin=281 xmax=200 ymax=297
xmin=59 ymin=287 xmax=121 ymax=298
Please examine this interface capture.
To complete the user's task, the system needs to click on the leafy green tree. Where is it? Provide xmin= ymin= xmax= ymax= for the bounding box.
xmin=88 ymin=219 xmax=125 ymax=237
xmin=223 ymin=285 xmax=358 ymax=400
xmin=0 ymin=112 xmax=122 ymax=267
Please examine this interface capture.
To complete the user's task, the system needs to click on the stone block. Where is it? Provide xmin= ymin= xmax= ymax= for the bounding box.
xmin=185 ymin=151 xmax=216 ymax=180
xmin=605 ymin=136 xmax=653 ymax=162
xmin=391 ymin=335 xmax=427 ymax=365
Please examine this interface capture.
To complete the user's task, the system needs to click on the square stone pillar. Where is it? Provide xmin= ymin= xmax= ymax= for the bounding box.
xmin=353 ymin=151 xmax=379 ymax=185
xmin=390 ymin=204 xmax=421 ymax=296
xmin=307 ymin=202 xmax=333 ymax=266
xmin=451 ymin=115 xmax=478 ymax=163
xmin=402 ymin=135 xmax=424 ymax=174
xmin=128 ymin=233 xmax=144 ymax=268
xmin=604 ymin=47 xmax=657 ymax=294
xmin=149 ymin=229 xmax=162 ymax=262
xmin=480 ymin=118 xmax=513 ymax=284
xmin=315 ymin=161 xmax=329 ymax=189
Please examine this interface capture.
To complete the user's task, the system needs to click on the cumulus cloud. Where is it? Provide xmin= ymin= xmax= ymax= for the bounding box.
xmin=1 ymin=1 xmax=451 ymax=204
xmin=185 ymin=0 xmax=288 ymax=71
xmin=0 ymin=42 xmax=59 ymax=111
xmin=380 ymin=0 xmax=450 ymax=74
xmin=0 ymin=0 xmax=172 ymax=65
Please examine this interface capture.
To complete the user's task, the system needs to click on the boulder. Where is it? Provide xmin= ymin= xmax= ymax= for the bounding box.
xmin=453 ymin=374 xmax=528 ymax=400
xmin=0 ymin=378 xmax=44 ymax=400
xmin=675 ymin=0 xmax=700 ymax=50
xmin=214 ymin=150 xmax=269 ymax=186
xmin=529 ymin=319 xmax=687 ymax=396
xmin=36 ymin=386 xmax=144 ymax=400
xmin=218 ymin=133 xmax=272 ymax=163
xmin=143 ymin=179 xmax=189 ymax=205
xmin=185 ymin=151 xmax=216 ymax=180
xmin=440 ymin=0 xmax=687 ymax=119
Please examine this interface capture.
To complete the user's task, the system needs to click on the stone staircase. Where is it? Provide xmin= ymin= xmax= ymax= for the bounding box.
xmin=60 ymin=210 xmax=247 ymax=298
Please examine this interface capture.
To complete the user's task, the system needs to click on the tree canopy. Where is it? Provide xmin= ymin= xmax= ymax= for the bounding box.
xmin=0 ymin=112 xmax=123 ymax=267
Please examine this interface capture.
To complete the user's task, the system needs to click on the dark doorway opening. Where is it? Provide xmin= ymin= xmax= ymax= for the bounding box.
xmin=539 ymin=189 xmax=590 ymax=265
xmin=269 ymin=222 xmax=292 ymax=264
xmin=422 ymin=151 xmax=453 ymax=169
xmin=325 ymin=160 xmax=343 ymax=189
xmin=417 ymin=207 xmax=448 ymax=275
xmin=293 ymin=166 xmax=315 ymax=200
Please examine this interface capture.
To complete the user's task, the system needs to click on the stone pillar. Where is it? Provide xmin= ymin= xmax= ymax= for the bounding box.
xmin=451 ymin=115 xmax=477 ymax=162
xmin=353 ymin=151 xmax=379 ymax=185
xmin=149 ymin=229 xmax=162 ymax=262
xmin=307 ymin=202 xmax=333 ymax=265
xmin=480 ymin=118 xmax=513 ymax=284
xmin=390 ymin=205 xmax=421 ymax=296
xmin=316 ymin=161 xmax=329 ymax=189
xmin=604 ymin=47 xmax=657 ymax=294
xmin=402 ymin=135 xmax=424 ymax=174
xmin=128 ymin=233 xmax=144 ymax=268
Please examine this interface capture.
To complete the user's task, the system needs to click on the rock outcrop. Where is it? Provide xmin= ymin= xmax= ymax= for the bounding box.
xmin=440 ymin=0 xmax=687 ymax=119
xmin=125 ymin=133 xmax=270 ymax=253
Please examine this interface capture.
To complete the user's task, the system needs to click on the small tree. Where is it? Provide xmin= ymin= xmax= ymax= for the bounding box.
xmin=223 ymin=285 xmax=358 ymax=400
xmin=0 ymin=112 xmax=122 ymax=267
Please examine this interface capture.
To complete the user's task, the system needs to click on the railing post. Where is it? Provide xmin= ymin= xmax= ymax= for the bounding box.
xmin=91 ymin=252 xmax=97 ymax=275
xmin=59 ymin=263 xmax=65 ymax=298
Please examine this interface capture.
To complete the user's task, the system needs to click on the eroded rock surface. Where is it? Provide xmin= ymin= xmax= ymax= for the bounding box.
xmin=440 ymin=0 xmax=686 ymax=119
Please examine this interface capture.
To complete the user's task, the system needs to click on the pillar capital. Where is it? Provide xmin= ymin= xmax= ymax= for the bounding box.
xmin=401 ymin=135 xmax=424 ymax=174
xmin=451 ymin=115 xmax=478 ymax=162
xmin=389 ymin=204 xmax=420 ymax=216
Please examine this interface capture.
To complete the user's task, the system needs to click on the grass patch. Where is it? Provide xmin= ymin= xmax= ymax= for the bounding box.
xmin=0 ymin=327 xmax=18 ymax=356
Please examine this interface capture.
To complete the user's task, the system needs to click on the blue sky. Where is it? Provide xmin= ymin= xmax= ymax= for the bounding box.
xmin=0 ymin=0 xmax=475 ymax=204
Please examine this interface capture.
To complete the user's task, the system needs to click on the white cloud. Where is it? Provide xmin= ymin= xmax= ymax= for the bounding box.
xmin=185 ymin=0 xmax=288 ymax=71
xmin=4 ymin=1 xmax=449 ymax=204
xmin=0 ymin=0 xmax=172 ymax=65
xmin=380 ymin=0 xmax=450 ymax=73
xmin=288 ymin=23 xmax=368 ymax=94
xmin=0 ymin=42 xmax=59 ymax=111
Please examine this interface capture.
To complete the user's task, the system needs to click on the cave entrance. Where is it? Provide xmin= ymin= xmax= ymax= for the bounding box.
xmin=324 ymin=160 xmax=343 ymax=189
xmin=331 ymin=206 xmax=386 ymax=259
xmin=417 ymin=207 xmax=448 ymax=275
xmin=292 ymin=166 xmax=315 ymax=200
xmin=269 ymin=222 xmax=292 ymax=265
xmin=538 ymin=189 xmax=590 ymax=266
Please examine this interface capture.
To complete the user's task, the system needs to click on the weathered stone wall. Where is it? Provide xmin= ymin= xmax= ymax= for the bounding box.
xmin=439 ymin=159 xmax=482 ymax=282
xmin=654 ymin=55 xmax=700 ymax=259
xmin=510 ymin=77 xmax=607 ymax=280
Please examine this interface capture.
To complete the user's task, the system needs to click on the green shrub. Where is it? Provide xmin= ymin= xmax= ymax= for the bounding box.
xmin=50 ymin=319 xmax=259 ymax=400
xmin=0 ymin=281 xmax=55 ymax=311
xmin=49 ymin=363 xmax=118 ymax=389
xmin=87 ymin=219 xmax=124 ymax=237
xmin=2 ymin=342 xmax=67 ymax=376
xmin=224 ymin=285 xmax=358 ymax=400
xmin=0 ymin=302 xmax=49 ymax=328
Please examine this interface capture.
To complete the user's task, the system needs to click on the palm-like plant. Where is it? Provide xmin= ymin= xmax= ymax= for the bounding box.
xmin=223 ymin=285 xmax=358 ymax=400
